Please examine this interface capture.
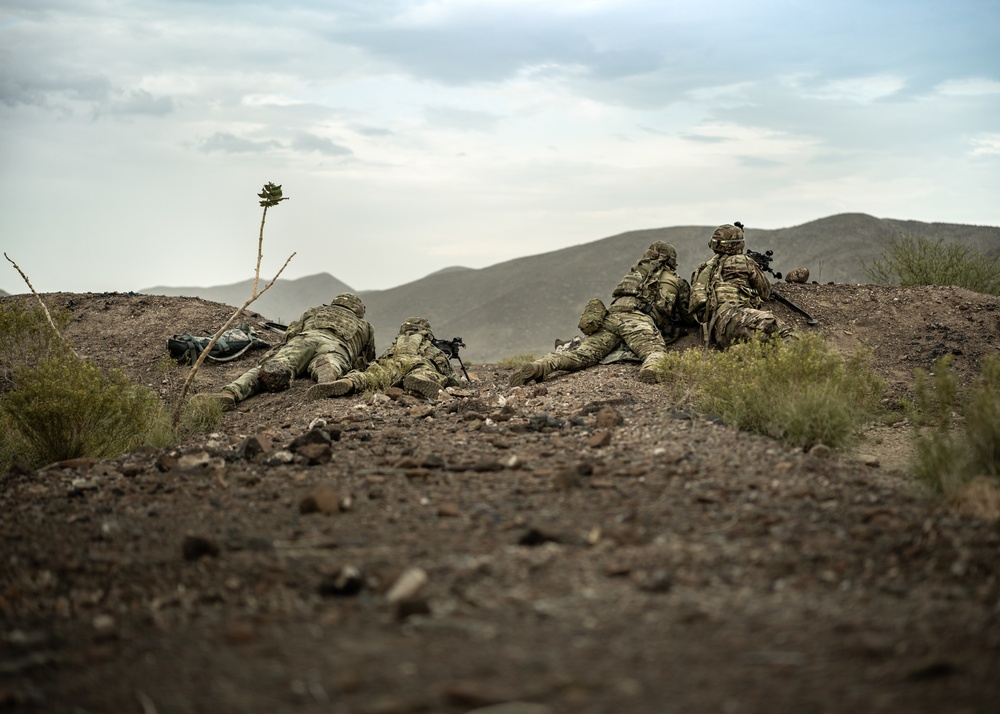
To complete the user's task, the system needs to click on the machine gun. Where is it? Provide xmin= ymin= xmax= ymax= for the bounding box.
xmin=746 ymin=249 xmax=819 ymax=326
xmin=432 ymin=337 xmax=471 ymax=382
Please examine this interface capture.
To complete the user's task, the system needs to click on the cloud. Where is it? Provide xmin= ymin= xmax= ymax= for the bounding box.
xmin=423 ymin=105 xmax=501 ymax=131
xmin=200 ymin=132 xmax=282 ymax=153
xmin=291 ymin=132 xmax=353 ymax=155
xmin=105 ymin=88 xmax=174 ymax=116
xmin=970 ymin=134 xmax=1000 ymax=157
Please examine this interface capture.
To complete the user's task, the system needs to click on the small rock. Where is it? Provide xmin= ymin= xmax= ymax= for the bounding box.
xmin=437 ymin=502 xmax=461 ymax=518
xmin=394 ymin=597 xmax=431 ymax=620
xmin=594 ymin=407 xmax=622 ymax=429
xmin=319 ymin=566 xmax=365 ymax=597
xmin=299 ymin=483 xmax=343 ymax=514
xmin=385 ymin=568 xmax=428 ymax=603
xmin=785 ymin=267 xmax=810 ymax=283
xmin=856 ymin=453 xmax=881 ymax=467
xmin=809 ymin=443 xmax=833 ymax=459
xmin=182 ymin=535 xmax=220 ymax=561
xmin=587 ymin=430 xmax=612 ymax=448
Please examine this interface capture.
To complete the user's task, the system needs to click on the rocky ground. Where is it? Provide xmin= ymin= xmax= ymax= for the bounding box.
xmin=1 ymin=283 xmax=999 ymax=714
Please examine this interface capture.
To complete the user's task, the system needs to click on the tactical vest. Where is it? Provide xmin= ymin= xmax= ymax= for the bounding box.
xmin=611 ymin=257 xmax=665 ymax=305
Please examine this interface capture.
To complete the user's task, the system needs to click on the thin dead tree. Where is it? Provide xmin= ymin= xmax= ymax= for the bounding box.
xmin=4 ymin=252 xmax=82 ymax=359
xmin=173 ymin=182 xmax=294 ymax=425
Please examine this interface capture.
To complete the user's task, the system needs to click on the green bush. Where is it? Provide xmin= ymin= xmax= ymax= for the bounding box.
xmin=910 ymin=355 xmax=1000 ymax=495
xmin=0 ymin=303 xmax=71 ymax=391
xmin=0 ymin=302 xmax=198 ymax=472
xmin=863 ymin=233 xmax=1000 ymax=296
xmin=654 ymin=334 xmax=884 ymax=450
xmin=499 ymin=353 xmax=537 ymax=366
xmin=1 ymin=353 xmax=174 ymax=468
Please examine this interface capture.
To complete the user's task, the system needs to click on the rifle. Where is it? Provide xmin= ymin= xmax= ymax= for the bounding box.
xmin=432 ymin=337 xmax=471 ymax=382
xmin=746 ymin=249 xmax=819 ymax=325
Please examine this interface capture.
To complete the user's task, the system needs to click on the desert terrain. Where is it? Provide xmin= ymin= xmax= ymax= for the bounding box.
xmin=1 ymin=282 xmax=999 ymax=713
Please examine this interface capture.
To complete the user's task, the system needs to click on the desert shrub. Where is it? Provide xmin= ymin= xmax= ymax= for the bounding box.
xmin=0 ymin=303 xmax=72 ymax=390
xmin=863 ymin=233 xmax=1000 ymax=296
xmin=499 ymin=353 xmax=536 ymax=366
xmin=655 ymin=334 xmax=884 ymax=450
xmin=910 ymin=355 xmax=1000 ymax=495
xmin=175 ymin=396 xmax=223 ymax=436
xmin=0 ymin=353 xmax=175 ymax=468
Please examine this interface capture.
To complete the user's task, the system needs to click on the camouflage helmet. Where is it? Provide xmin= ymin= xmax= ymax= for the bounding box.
xmin=330 ymin=293 xmax=365 ymax=318
xmin=643 ymin=241 xmax=678 ymax=269
xmin=400 ymin=316 xmax=432 ymax=335
xmin=708 ymin=223 xmax=745 ymax=255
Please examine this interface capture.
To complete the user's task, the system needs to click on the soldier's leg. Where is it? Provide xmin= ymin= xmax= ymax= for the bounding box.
xmin=402 ymin=361 xmax=450 ymax=399
xmin=307 ymin=335 xmax=352 ymax=384
xmin=309 ymin=368 xmax=372 ymax=399
xmin=615 ymin=313 xmax=670 ymax=383
xmin=714 ymin=306 xmax=788 ymax=349
xmin=509 ymin=328 xmax=620 ymax=386
xmin=225 ymin=366 xmax=263 ymax=402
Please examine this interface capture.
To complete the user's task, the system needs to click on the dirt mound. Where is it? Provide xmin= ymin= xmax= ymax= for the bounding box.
xmin=1 ymin=286 xmax=999 ymax=713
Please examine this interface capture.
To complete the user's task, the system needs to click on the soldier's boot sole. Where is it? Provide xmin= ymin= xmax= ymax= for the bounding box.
xmin=307 ymin=379 xmax=354 ymax=400
xmin=402 ymin=375 xmax=444 ymax=400
xmin=509 ymin=363 xmax=543 ymax=387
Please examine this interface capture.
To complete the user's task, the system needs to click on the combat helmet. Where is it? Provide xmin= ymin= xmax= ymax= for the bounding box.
xmin=643 ymin=241 xmax=678 ymax=269
xmin=400 ymin=316 xmax=432 ymax=334
xmin=330 ymin=293 xmax=366 ymax=318
xmin=708 ymin=223 xmax=745 ymax=255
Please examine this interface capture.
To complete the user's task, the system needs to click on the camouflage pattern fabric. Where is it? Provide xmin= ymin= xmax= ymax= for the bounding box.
xmin=338 ymin=325 xmax=458 ymax=394
xmin=222 ymin=303 xmax=375 ymax=403
xmin=526 ymin=267 xmax=690 ymax=381
xmin=694 ymin=252 xmax=792 ymax=348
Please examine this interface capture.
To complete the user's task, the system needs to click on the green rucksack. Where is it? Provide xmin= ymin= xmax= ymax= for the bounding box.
xmin=166 ymin=324 xmax=271 ymax=364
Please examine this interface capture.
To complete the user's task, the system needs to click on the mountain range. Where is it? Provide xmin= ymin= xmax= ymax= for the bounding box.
xmin=135 ymin=212 xmax=997 ymax=362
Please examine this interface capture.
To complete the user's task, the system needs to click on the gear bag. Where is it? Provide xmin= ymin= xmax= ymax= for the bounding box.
xmin=166 ymin=324 xmax=271 ymax=364
xmin=577 ymin=297 xmax=608 ymax=335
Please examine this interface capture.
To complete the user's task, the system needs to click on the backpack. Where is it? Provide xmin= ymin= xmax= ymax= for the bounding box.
xmin=688 ymin=256 xmax=720 ymax=323
xmin=611 ymin=256 xmax=669 ymax=306
xmin=166 ymin=324 xmax=271 ymax=364
xmin=577 ymin=297 xmax=608 ymax=335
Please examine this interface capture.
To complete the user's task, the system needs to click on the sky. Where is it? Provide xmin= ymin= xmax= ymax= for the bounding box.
xmin=2 ymin=0 xmax=998 ymax=295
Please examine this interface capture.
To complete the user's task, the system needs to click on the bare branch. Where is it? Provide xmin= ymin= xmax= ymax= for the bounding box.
xmin=4 ymin=252 xmax=81 ymax=359
xmin=173 ymin=251 xmax=296 ymax=424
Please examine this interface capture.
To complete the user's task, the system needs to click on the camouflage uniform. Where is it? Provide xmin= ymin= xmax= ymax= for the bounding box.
xmin=317 ymin=317 xmax=459 ymax=400
xmin=221 ymin=293 xmax=376 ymax=404
xmin=510 ymin=242 xmax=690 ymax=386
xmin=689 ymin=224 xmax=792 ymax=349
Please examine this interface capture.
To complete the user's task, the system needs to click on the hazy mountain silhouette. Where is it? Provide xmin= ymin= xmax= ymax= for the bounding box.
xmin=143 ymin=272 xmax=356 ymax=326
xmin=140 ymin=213 xmax=1000 ymax=362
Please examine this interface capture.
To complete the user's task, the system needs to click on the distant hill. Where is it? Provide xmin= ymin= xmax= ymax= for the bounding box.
xmin=141 ymin=214 xmax=1000 ymax=362
xmin=142 ymin=273 xmax=355 ymax=325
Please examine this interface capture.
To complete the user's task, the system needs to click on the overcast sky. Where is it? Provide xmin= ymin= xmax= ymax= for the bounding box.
xmin=2 ymin=0 xmax=998 ymax=295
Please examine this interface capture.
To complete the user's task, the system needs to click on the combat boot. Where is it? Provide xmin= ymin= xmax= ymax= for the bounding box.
xmin=307 ymin=379 xmax=354 ymax=400
xmin=637 ymin=352 xmax=667 ymax=383
xmin=403 ymin=374 xmax=444 ymax=400
xmin=509 ymin=362 xmax=543 ymax=387
xmin=259 ymin=361 xmax=293 ymax=392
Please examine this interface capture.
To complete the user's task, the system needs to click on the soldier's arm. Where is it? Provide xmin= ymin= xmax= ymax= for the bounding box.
xmin=746 ymin=259 xmax=772 ymax=300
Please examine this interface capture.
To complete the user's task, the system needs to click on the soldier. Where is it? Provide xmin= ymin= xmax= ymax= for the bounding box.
xmin=198 ymin=293 xmax=375 ymax=409
xmin=509 ymin=241 xmax=690 ymax=386
xmin=688 ymin=223 xmax=793 ymax=349
xmin=314 ymin=316 xmax=459 ymax=400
